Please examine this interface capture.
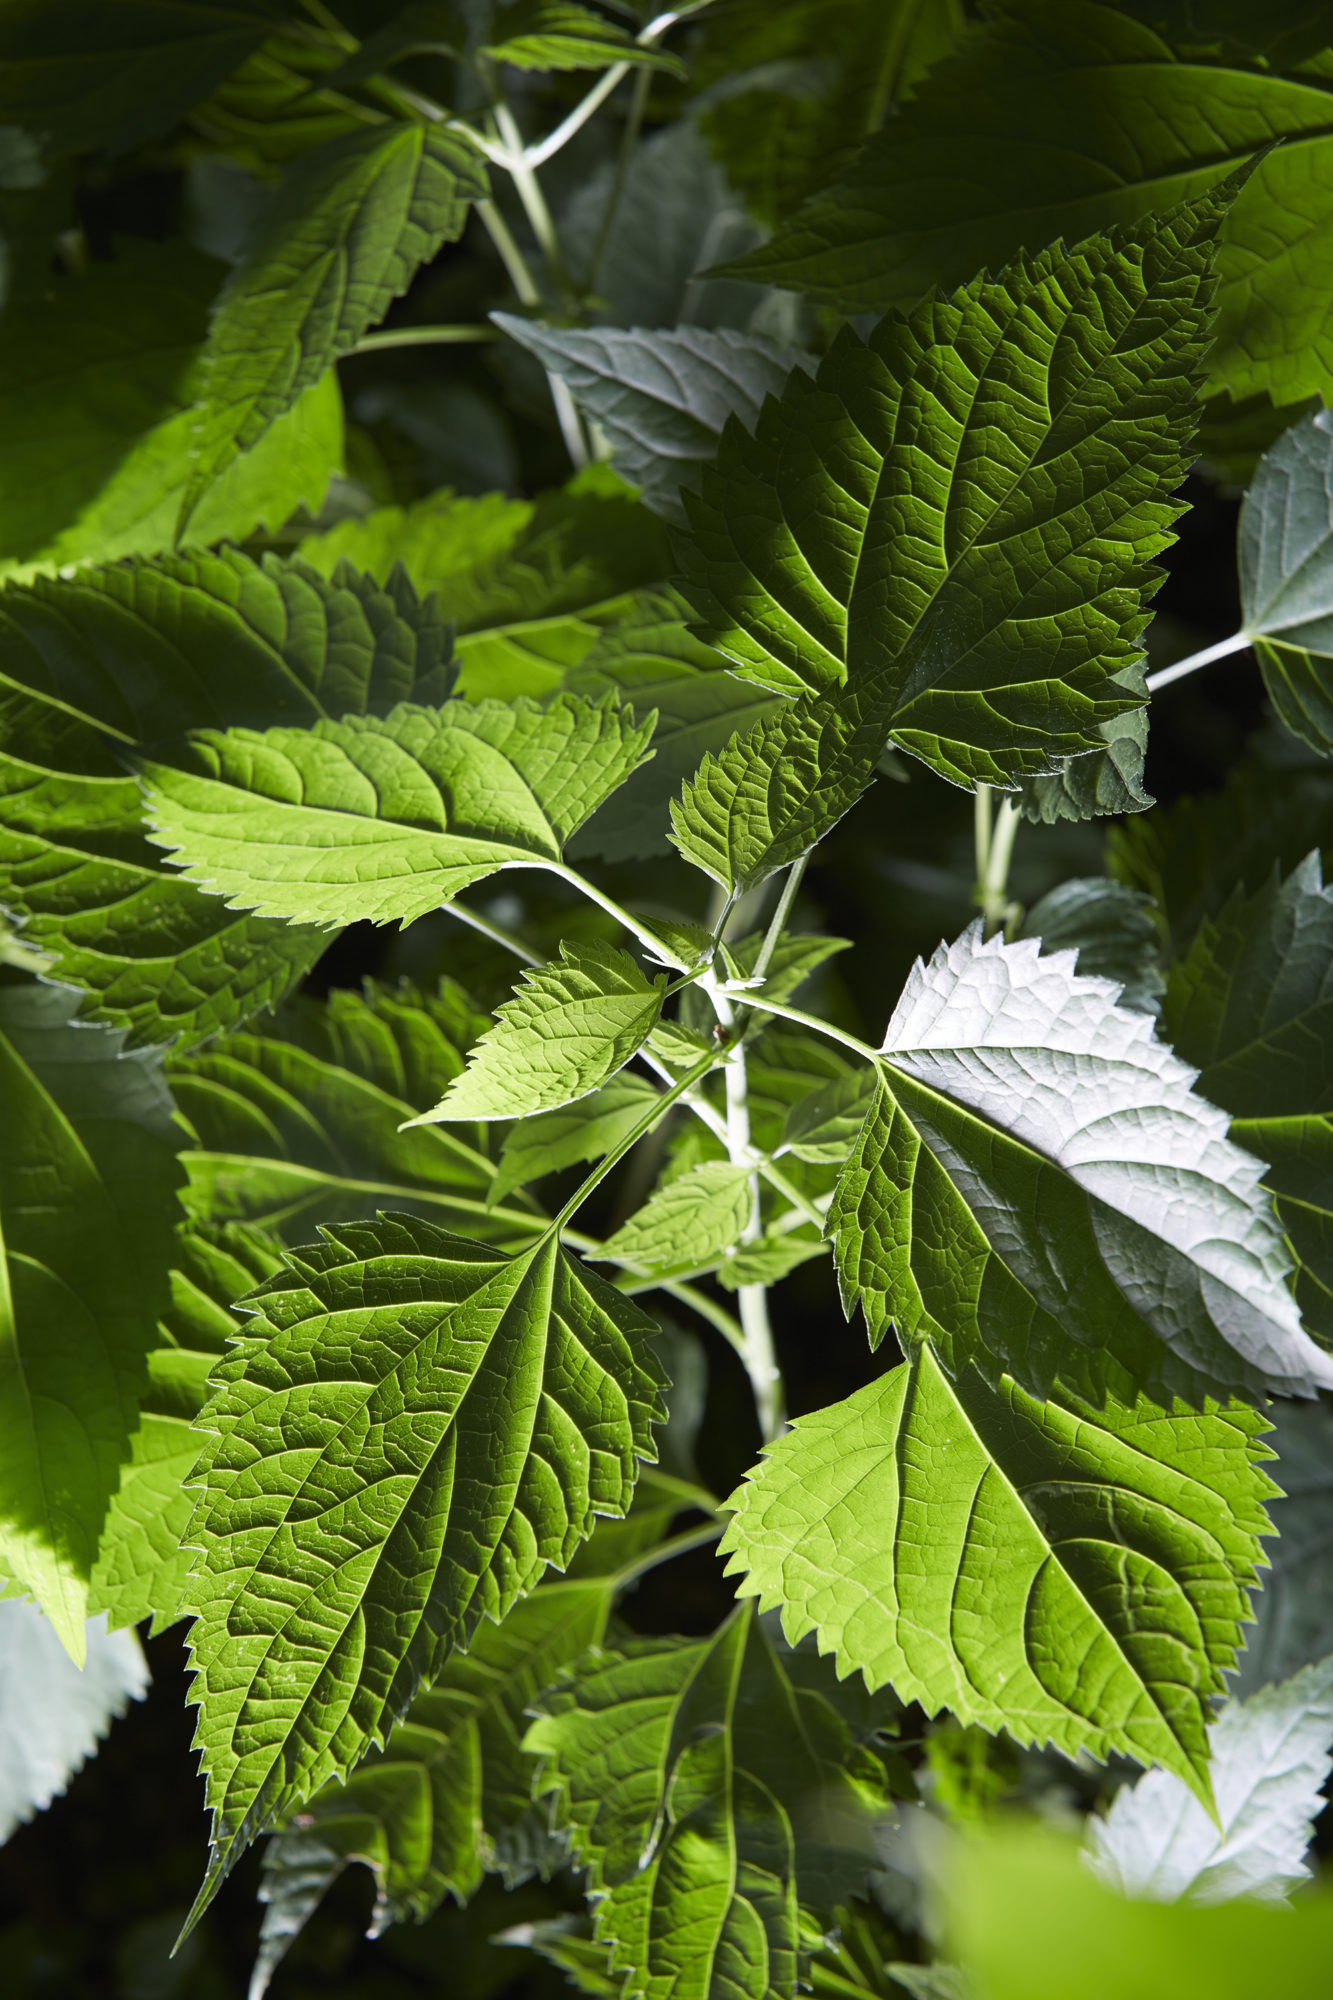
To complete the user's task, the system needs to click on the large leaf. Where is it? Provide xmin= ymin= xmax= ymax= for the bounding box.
xmin=1237 ymin=409 xmax=1333 ymax=753
xmin=0 ymin=1601 xmax=149 ymax=1844
xmin=182 ymin=122 xmax=488 ymax=521
xmin=0 ymin=0 xmax=285 ymax=159
xmin=297 ymin=467 xmax=673 ymax=702
xmin=1087 ymin=1653 xmax=1333 ymax=1904
xmin=492 ymin=319 xmax=812 ymax=522
xmin=418 ymin=943 xmax=664 ymax=1125
xmin=723 ymin=0 xmax=1333 ymax=408
xmin=0 ymin=240 xmax=340 ymax=580
xmin=0 ymin=981 xmax=184 ymax=1654
xmin=720 ymin=1345 xmax=1273 ymax=1807
xmin=185 ymin=1213 xmax=664 ymax=1894
xmin=0 ymin=550 xmax=450 ymax=1047
xmin=87 ymin=1224 xmax=284 ymax=1636
xmin=1164 ymin=854 xmax=1333 ymax=1341
xmin=142 ymin=692 xmax=656 ymax=931
xmin=1233 ymin=1399 xmax=1333 ymax=1693
xmin=829 ymin=926 xmax=1332 ymax=1405
xmin=480 ymin=1 xmax=684 ymax=74
xmin=526 ymin=1605 xmax=893 ymax=2000
xmin=676 ymin=183 xmax=1230 ymax=793
xmin=166 ymin=978 xmax=537 ymax=1246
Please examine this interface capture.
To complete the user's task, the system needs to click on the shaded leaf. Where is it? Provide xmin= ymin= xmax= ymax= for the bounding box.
xmin=480 ymin=1 xmax=684 ymax=75
xmin=781 ymin=1071 xmax=878 ymax=1165
xmin=0 ymin=1601 xmax=149 ymax=1844
xmin=1239 ymin=408 xmax=1333 ymax=753
xmin=1233 ymin=1399 xmax=1333 ymax=1694
xmin=1018 ymin=877 xmax=1163 ymax=1013
xmin=601 ymin=1163 xmax=754 ymax=1280
xmin=490 ymin=1074 xmax=662 ymax=1208
xmin=721 ymin=1345 xmax=1274 ymax=1807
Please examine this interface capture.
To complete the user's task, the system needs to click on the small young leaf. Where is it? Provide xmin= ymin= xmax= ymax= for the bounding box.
xmin=601 ymin=1163 xmax=754 ymax=1280
xmin=1087 ymin=1652 xmax=1333 ymax=1906
xmin=1239 ymin=410 xmax=1333 ymax=753
xmin=0 ymin=1602 xmax=149 ymax=1844
xmin=781 ymin=1071 xmax=878 ymax=1164
xmin=831 ymin=926 xmax=1332 ymax=1406
xmin=185 ymin=1214 xmax=664 ymax=1893
xmin=142 ymin=693 xmax=656 ymax=930
xmin=492 ymin=318 xmax=813 ymax=520
xmin=417 ymin=943 xmax=665 ymax=1125
xmin=490 ymin=1074 xmax=662 ymax=1206
xmin=527 ymin=1604 xmax=893 ymax=1999
xmin=1018 ymin=877 xmax=1164 ymax=1013
xmin=721 ymin=1346 xmax=1274 ymax=1809
xmin=480 ymin=0 xmax=684 ymax=74
xmin=182 ymin=123 xmax=488 ymax=522
xmin=716 ymin=1231 xmax=826 ymax=1292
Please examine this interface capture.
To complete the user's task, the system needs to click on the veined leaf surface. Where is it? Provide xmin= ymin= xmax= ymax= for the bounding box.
xmin=600 ymin=1164 xmax=754 ymax=1281
xmin=720 ymin=1346 xmax=1274 ymax=1807
xmin=490 ymin=1074 xmax=662 ymax=1207
xmin=1238 ymin=410 xmax=1333 ymax=753
xmin=480 ymin=1 xmax=684 ymax=74
xmin=1233 ymin=1399 xmax=1333 ymax=1694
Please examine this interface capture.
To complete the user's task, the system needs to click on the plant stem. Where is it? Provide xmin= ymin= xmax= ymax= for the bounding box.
xmin=551 ymin=1051 xmax=719 ymax=1233
xmin=1145 ymin=629 xmax=1251 ymax=693
xmin=656 ymin=1279 xmax=749 ymax=1361
xmin=476 ymin=198 xmax=542 ymax=305
xmin=438 ymin=898 xmax=543 ymax=967
xmin=704 ymin=976 xmax=783 ymax=1442
xmin=609 ymin=1519 xmax=723 ymax=1591
xmin=519 ymin=3 xmax=717 ymax=171
xmin=637 ymin=1046 xmax=826 ymax=1232
xmin=722 ymin=992 xmax=880 ymax=1065
xmin=749 ymin=855 xmax=808 ymax=983
xmin=974 ymin=786 xmax=1021 ymax=938
xmin=542 ymin=862 xmax=691 ymax=967
xmin=585 ymin=64 xmax=652 ymax=290
xmin=353 ymin=323 xmax=498 ymax=354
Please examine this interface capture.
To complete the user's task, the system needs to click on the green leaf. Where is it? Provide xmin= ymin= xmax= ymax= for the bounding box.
xmin=0 ymin=549 xmax=451 ymax=1047
xmin=526 ymin=1604 xmax=893 ymax=2000
xmin=1232 ymin=1399 xmax=1333 ymax=1694
xmin=944 ymin=1820 xmax=1333 ymax=2000
xmin=142 ymin=692 xmax=656 ymax=930
xmin=166 ymin=977 xmax=538 ymax=1245
xmin=715 ymin=1231 xmax=826 ymax=1292
xmin=1238 ymin=410 xmax=1333 ymax=753
xmin=182 ymin=123 xmax=488 ymax=522
xmin=1018 ymin=877 xmax=1164 ymax=1013
xmin=490 ymin=1074 xmax=662 ymax=1208
xmin=297 ymin=468 xmax=673 ymax=702
xmin=0 ymin=1600 xmax=149 ymax=1843
xmin=720 ymin=1345 xmax=1274 ymax=1807
xmin=88 ymin=1224 xmax=285 ymax=1636
xmin=1017 ymin=662 xmax=1154 ymax=827
xmin=417 ymin=943 xmax=665 ymax=1125
xmin=677 ymin=183 xmax=1231 ymax=792
xmin=723 ymin=0 xmax=1333 ymax=408
xmin=0 ymin=0 xmax=285 ymax=159
xmin=492 ymin=319 xmax=812 ymax=522
xmin=185 ymin=1212 xmax=664 ymax=1892
xmin=0 ymin=241 xmax=341 ymax=581
xmin=0 ymin=981 xmax=184 ymax=1655
xmin=781 ymin=1071 xmax=878 ymax=1166
xmin=1087 ymin=1653 xmax=1333 ymax=1903
xmin=601 ymin=1164 xmax=755 ymax=1280
xmin=498 ymin=1915 xmax=618 ymax=1999
xmin=830 ymin=926 xmax=1332 ymax=1405
xmin=1122 ymin=0 xmax=1333 ymax=65
xmin=480 ymin=1 xmax=684 ymax=74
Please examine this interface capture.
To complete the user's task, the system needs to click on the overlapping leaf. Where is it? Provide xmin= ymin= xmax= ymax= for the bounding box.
xmin=527 ymin=1605 xmax=893 ymax=2000
xmin=185 ymin=1212 xmax=664 ymax=1896
xmin=0 ymin=549 xmax=450 ymax=1046
xmin=676 ymin=183 xmax=1231 ymax=799
xmin=1018 ymin=877 xmax=1164 ymax=1013
xmin=479 ymin=1 xmax=684 ymax=74
xmin=722 ymin=0 xmax=1333 ymax=407
xmin=1233 ymin=1399 xmax=1333 ymax=1693
xmin=600 ymin=1164 xmax=754 ymax=1281
xmin=830 ymin=926 xmax=1331 ymax=1406
xmin=721 ymin=1345 xmax=1274 ymax=1806
xmin=1238 ymin=409 xmax=1333 ymax=753
xmin=490 ymin=1075 xmax=662 ymax=1207
xmin=417 ymin=943 xmax=665 ymax=1125
xmin=182 ymin=122 xmax=488 ymax=521
xmin=0 ymin=1601 xmax=149 ymax=1845
xmin=0 ymin=981 xmax=184 ymax=1654
xmin=142 ymin=692 xmax=656 ymax=930
xmin=1087 ymin=1654 xmax=1333 ymax=1904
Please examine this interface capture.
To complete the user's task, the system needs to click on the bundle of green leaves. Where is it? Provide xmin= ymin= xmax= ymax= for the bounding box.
xmin=3 ymin=2 xmax=1333 ymax=1996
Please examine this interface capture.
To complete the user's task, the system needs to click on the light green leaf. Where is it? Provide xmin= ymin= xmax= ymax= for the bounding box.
xmin=418 ymin=943 xmax=665 ymax=1125
xmin=166 ymin=977 xmax=536 ymax=1246
xmin=1087 ymin=1653 xmax=1333 ymax=1904
xmin=182 ymin=122 xmax=488 ymax=521
xmin=677 ymin=183 xmax=1231 ymax=792
xmin=601 ymin=1163 xmax=754 ymax=1280
xmin=297 ymin=467 xmax=673 ymax=702
xmin=0 ymin=1600 xmax=149 ymax=1844
xmin=722 ymin=0 xmax=1333 ymax=409
xmin=781 ymin=1072 xmax=878 ymax=1165
xmin=185 ymin=1212 xmax=664 ymax=1893
xmin=833 ymin=924 xmax=1331 ymax=1404
xmin=492 ymin=319 xmax=812 ymax=521
xmin=0 ymin=241 xmax=341 ymax=581
xmin=480 ymin=0 xmax=684 ymax=74
xmin=142 ymin=692 xmax=656 ymax=930
xmin=88 ymin=1224 xmax=285 ymax=1636
xmin=1164 ymin=854 xmax=1333 ymax=1342
xmin=0 ymin=0 xmax=284 ymax=159
xmin=1018 ymin=877 xmax=1164 ymax=1014
xmin=527 ymin=1604 xmax=893 ymax=2000
xmin=1233 ymin=1399 xmax=1333 ymax=1694
xmin=0 ymin=549 xmax=450 ymax=1047
xmin=720 ymin=1345 xmax=1274 ymax=1807
xmin=0 ymin=981 xmax=184 ymax=1655
xmin=1238 ymin=409 xmax=1333 ymax=753
xmin=716 ymin=1231 xmax=825 ymax=1292
xmin=490 ymin=1074 xmax=662 ymax=1207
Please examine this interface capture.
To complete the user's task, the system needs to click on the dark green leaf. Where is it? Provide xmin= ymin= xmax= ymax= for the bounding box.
xmin=1232 ymin=1398 xmax=1333 ymax=1694
xmin=1239 ymin=409 xmax=1333 ymax=752
xmin=1018 ymin=877 xmax=1163 ymax=1013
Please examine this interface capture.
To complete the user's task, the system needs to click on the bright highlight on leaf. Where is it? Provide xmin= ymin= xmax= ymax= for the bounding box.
xmin=0 ymin=1601 xmax=149 ymax=1845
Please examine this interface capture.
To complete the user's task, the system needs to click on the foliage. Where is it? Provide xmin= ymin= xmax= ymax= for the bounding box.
xmin=3 ymin=5 xmax=1333 ymax=1997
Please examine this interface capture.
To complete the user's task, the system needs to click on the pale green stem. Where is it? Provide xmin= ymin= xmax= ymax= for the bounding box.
xmin=476 ymin=197 xmax=542 ymax=304
xmin=1145 ymin=630 xmax=1250 ymax=693
xmin=749 ymin=855 xmax=808 ymax=983
xmin=551 ymin=1050 xmax=718 ymax=1234
xmin=608 ymin=1520 xmax=723 ymax=1591
xmin=541 ymin=861 xmax=690 ymax=967
xmin=973 ymin=784 xmax=1021 ymax=938
xmin=704 ymin=976 xmax=783 ymax=1441
xmin=721 ymin=992 xmax=880 ymax=1065
xmin=353 ymin=323 xmax=498 ymax=354
xmin=518 ymin=4 xmax=718 ymax=171
xmin=637 ymin=1046 xmax=825 ymax=1233
xmin=438 ymin=898 xmax=543 ymax=967
xmin=656 ymin=1279 xmax=749 ymax=1361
